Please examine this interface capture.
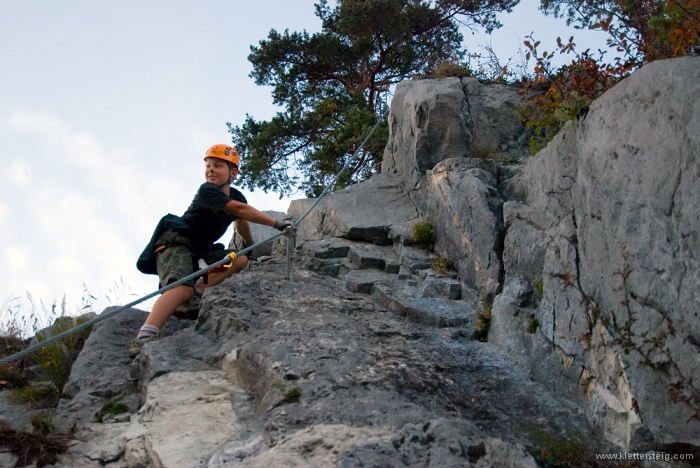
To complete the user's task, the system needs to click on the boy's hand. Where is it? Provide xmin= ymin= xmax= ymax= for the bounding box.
xmin=273 ymin=218 xmax=295 ymax=231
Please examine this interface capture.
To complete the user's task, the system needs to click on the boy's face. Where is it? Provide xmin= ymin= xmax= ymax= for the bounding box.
xmin=205 ymin=157 xmax=238 ymax=185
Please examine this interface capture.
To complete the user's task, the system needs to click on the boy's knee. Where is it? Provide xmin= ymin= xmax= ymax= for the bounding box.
xmin=169 ymin=283 xmax=195 ymax=300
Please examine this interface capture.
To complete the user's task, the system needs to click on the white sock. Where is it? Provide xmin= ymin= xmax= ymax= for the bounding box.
xmin=136 ymin=324 xmax=159 ymax=340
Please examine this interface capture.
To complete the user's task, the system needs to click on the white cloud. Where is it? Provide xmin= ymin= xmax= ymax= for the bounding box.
xmin=5 ymin=246 xmax=30 ymax=272
xmin=0 ymin=159 xmax=33 ymax=186
xmin=5 ymin=110 xmax=106 ymax=168
xmin=0 ymin=202 xmax=9 ymax=222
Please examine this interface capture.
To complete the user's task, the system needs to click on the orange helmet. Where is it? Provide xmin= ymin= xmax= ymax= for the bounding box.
xmin=204 ymin=144 xmax=240 ymax=167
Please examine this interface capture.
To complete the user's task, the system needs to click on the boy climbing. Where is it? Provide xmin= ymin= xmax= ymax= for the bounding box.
xmin=130 ymin=144 xmax=293 ymax=358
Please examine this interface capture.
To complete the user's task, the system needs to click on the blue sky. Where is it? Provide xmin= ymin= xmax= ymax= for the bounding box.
xmin=0 ymin=0 xmax=609 ymax=322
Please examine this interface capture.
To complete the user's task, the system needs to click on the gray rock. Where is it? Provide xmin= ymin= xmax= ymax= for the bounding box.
xmin=495 ymin=56 xmax=700 ymax=449
xmin=345 ymin=269 xmax=396 ymax=294
xmin=372 ymin=280 xmax=475 ymax=328
xmin=300 ymin=237 xmax=354 ymax=259
xmin=381 ymin=77 xmax=529 ymax=190
xmin=56 ymin=308 xmax=188 ymax=422
xmin=138 ymin=370 xmax=244 ymax=468
xmin=422 ymin=158 xmax=505 ymax=297
xmin=463 ymin=77 xmax=529 ymax=160
xmin=382 ymin=77 xmax=471 ymax=188
xmin=395 ymin=244 xmax=440 ymax=273
xmin=288 ymin=172 xmax=421 ymax=244
xmin=347 ymin=242 xmax=399 ymax=271
xmin=228 ymin=210 xmax=287 ymax=257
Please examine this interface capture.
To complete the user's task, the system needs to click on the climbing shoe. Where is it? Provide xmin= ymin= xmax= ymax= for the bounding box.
xmin=129 ymin=336 xmax=155 ymax=359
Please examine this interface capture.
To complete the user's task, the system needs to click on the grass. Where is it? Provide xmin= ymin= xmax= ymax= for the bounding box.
xmin=31 ymin=413 xmax=55 ymax=436
xmin=503 ymin=155 xmax=522 ymax=165
xmin=431 ymin=258 xmax=453 ymax=276
xmin=9 ymin=384 xmax=61 ymax=409
xmin=271 ymin=379 xmax=302 ymax=404
xmin=283 ymin=387 xmax=302 ymax=403
xmin=475 ymin=297 xmax=494 ymax=342
xmin=533 ymin=280 xmax=544 ymax=298
xmin=1 ymin=291 xmax=95 ymax=411
xmin=527 ymin=317 xmax=540 ymax=334
xmin=418 ymin=61 xmax=473 ymax=79
xmin=96 ymin=401 xmax=128 ymax=422
xmin=525 ymin=425 xmax=600 ymax=468
xmin=471 ymin=141 xmax=496 ymax=160
xmin=0 ymin=421 xmax=70 ymax=467
xmin=410 ymin=219 xmax=436 ymax=251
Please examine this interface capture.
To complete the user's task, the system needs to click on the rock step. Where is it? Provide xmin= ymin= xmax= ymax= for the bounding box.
xmin=372 ymin=281 xmax=476 ymax=329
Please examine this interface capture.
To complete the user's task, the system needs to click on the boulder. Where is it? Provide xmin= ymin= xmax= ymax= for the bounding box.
xmin=463 ymin=77 xmax=529 ymax=161
xmin=288 ymin=172 xmax=420 ymax=244
xmin=57 ymin=308 xmax=187 ymax=422
xmin=382 ymin=77 xmax=471 ymax=188
xmin=382 ymin=76 xmax=528 ymax=189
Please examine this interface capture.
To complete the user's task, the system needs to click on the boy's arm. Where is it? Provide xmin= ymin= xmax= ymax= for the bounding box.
xmin=234 ymin=219 xmax=254 ymax=245
xmin=223 ymin=200 xmax=276 ymax=226
xmin=223 ymin=200 xmax=293 ymax=231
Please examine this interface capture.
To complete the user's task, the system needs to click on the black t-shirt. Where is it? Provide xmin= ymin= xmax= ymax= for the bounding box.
xmin=180 ymin=182 xmax=247 ymax=251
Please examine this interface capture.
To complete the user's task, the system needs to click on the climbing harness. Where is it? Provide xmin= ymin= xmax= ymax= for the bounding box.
xmin=0 ymin=113 xmax=386 ymax=366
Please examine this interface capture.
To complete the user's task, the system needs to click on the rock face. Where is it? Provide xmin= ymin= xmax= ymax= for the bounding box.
xmin=35 ymin=259 xmax=608 ymax=467
xmin=491 ymin=56 xmax=700 ymax=449
xmin=423 ymin=158 xmax=507 ymax=297
xmin=283 ymin=57 xmax=700 ymax=453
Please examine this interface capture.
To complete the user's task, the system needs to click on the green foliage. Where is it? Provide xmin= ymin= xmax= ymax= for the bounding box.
xmin=284 ymin=387 xmax=302 ymax=403
xmin=0 ymin=421 xmax=69 ymax=467
xmin=540 ymin=0 xmax=700 ymax=65
xmin=271 ymin=378 xmax=286 ymax=392
xmin=526 ymin=425 xmax=590 ymax=468
xmin=31 ymin=413 xmax=55 ymax=436
xmin=410 ymin=219 xmax=437 ymax=251
xmin=230 ymin=0 xmax=519 ymax=197
xmin=9 ymin=384 xmax=60 ymax=409
xmin=31 ymin=315 xmax=93 ymax=393
xmin=533 ymin=280 xmax=544 ymax=298
xmin=527 ymin=317 xmax=540 ymax=334
xmin=96 ymin=402 xmax=128 ymax=422
xmin=431 ymin=258 xmax=453 ymax=276
xmin=515 ymin=0 xmax=699 ymax=154
xmin=271 ymin=378 xmax=302 ymax=404
xmin=0 ymin=363 xmax=28 ymax=389
xmin=503 ymin=154 xmax=522 ymax=165
xmin=2 ymin=291 xmax=95 ymax=411
xmin=475 ymin=297 xmax=493 ymax=342
xmin=516 ymin=35 xmax=626 ymax=154
xmin=418 ymin=60 xmax=473 ymax=79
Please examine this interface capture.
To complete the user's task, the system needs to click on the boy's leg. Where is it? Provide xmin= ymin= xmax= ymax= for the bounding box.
xmin=201 ymin=255 xmax=248 ymax=290
xmin=130 ymin=245 xmax=195 ymax=358
xmin=144 ymin=285 xmax=194 ymax=328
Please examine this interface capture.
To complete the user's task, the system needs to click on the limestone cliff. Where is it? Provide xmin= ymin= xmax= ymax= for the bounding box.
xmin=2 ymin=57 xmax=698 ymax=467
